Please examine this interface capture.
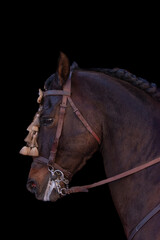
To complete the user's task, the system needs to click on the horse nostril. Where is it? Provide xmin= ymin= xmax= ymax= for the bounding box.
xmin=27 ymin=179 xmax=37 ymax=193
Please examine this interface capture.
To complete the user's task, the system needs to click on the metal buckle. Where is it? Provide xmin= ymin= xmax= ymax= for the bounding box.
xmin=48 ymin=166 xmax=69 ymax=196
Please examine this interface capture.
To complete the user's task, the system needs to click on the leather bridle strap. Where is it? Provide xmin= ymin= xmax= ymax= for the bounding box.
xmin=44 ymin=90 xmax=70 ymax=97
xmin=48 ymin=72 xmax=72 ymax=166
xmin=128 ymin=203 xmax=160 ymax=240
xmin=65 ymin=157 xmax=160 ymax=193
xmin=45 ymin=71 xmax=100 ymax=167
xmin=68 ymin=97 xmax=101 ymax=144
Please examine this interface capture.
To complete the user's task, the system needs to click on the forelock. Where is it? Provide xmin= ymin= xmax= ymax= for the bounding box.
xmin=44 ymin=73 xmax=61 ymax=90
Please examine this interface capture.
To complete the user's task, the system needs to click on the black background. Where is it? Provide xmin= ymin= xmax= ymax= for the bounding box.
xmin=6 ymin=4 xmax=160 ymax=240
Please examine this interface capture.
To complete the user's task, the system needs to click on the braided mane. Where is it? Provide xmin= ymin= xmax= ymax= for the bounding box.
xmin=92 ymin=68 xmax=160 ymax=102
xmin=45 ymin=63 xmax=160 ymax=102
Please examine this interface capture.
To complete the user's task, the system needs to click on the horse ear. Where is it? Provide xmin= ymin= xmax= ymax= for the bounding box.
xmin=57 ymin=52 xmax=70 ymax=86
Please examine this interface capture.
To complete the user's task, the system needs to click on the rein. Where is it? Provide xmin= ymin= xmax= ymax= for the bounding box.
xmin=65 ymin=157 xmax=160 ymax=194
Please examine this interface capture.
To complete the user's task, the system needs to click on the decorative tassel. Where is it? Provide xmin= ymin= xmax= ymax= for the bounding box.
xmin=20 ymin=146 xmax=39 ymax=156
xmin=32 ymin=126 xmax=39 ymax=132
xmin=29 ymin=147 xmax=39 ymax=156
xmin=32 ymin=115 xmax=40 ymax=127
xmin=27 ymin=121 xmax=34 ymax=132
xmin=30 ymin=131 xmax=38 ymax=148
xmin=37 ymin=89 xmax=43 ymax=104
xmin=19 ymin=146 xmax=31 ymax=155
xmin=27 ymin=113 xmax=40 ymax=131
xmin=20 ymin=93 xmax=43 ymax=157
xmin=20 ymin=124 xmax=39 ymax=156
xmin=24 ymin=131 xmax=33 ymax=143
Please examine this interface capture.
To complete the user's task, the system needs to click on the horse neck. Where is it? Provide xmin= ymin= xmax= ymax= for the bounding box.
xmin=96 ymin=74 xmax=160 ymax=237
xmin=72 ymin=70 xmax=160 ymax=237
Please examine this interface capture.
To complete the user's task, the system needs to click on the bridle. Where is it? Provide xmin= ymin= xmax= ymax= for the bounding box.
xmin=33 ymin=70 xmax=101 ymax=197
xmin=23 ymin=69 xmax=160 ymax=240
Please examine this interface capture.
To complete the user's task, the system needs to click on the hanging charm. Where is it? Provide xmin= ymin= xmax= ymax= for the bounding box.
xmin=19 ymin=90 xmax=43 ymax=157
xmin=19 ymin=146 xmax=31 ymax=155
xmin=29 ymin=126 xmax=39 ymax=156
xmin=20 ymin=123 xmax=40 ymax=156
xmin=24 ymin=131 xmax=33 ymax=143
xmin=27 ymin=113 xmax=40 ymax=132
xmin=37 ymin=89 xmax=43 ymax=104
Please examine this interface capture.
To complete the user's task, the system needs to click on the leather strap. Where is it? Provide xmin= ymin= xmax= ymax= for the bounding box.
xmin=65 ymin=157 xmax=160 ymax=194
xmin=68 ymin=97 xmax=101 ymax=144
xmin=48 ymin=72 xmax=72 ymax=166
xmin=128 ymin=203 xmax=160 ymax=240
xmin=48 ymin=94 xmax=68 ymax=165
xmin=44 ymin=90 xmax=70 ymax=97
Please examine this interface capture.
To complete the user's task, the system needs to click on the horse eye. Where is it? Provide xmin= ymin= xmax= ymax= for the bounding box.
xmin=40 ymin=117 xmax=54 ymax=126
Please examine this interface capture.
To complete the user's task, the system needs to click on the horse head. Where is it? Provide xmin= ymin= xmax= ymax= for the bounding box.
xmin=20 ymin=52 xmax=100 ymax=201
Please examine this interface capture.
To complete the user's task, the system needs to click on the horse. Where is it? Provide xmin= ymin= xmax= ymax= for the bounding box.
xmin=20 ymin=52 xmax=160 ymax=239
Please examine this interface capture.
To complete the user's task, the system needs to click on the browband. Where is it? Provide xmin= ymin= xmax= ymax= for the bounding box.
xmin=44 ymin=90 xmax=71 ymax=97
